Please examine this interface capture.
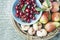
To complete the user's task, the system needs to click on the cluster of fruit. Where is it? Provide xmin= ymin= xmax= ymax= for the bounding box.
xmin=20 ymin=0 xmax=60 ymax=37
xmin=21 ymin=11 xmax=60 ymax=37
xmin=15 ymin=0 xmax=39 ymax=23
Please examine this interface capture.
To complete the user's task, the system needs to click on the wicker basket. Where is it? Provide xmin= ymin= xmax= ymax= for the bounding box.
xmin=11 ymin=18 xmax=60 ymax=40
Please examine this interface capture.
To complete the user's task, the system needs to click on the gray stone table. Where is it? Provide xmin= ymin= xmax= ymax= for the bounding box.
xmin=0 ymin=0 xmax=60 ymax=40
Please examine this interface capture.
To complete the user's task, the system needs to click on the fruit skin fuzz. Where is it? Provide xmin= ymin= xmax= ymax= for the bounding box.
xmin=52 ymin=12 xmax=60 ymax=22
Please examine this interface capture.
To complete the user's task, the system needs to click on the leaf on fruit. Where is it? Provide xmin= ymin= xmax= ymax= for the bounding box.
xmin=46 ymin=0 xmax=50 ymax=7
xmin=35 ymin=7 xmax=44 ymax=11
xmin=22 ymin=4 xmax=27 ymax=12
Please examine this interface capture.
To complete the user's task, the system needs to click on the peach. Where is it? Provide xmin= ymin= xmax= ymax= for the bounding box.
xmin=51 ymin=2 xmax=59 ymax=12
xmin=52 ymin=12 xmax=60 ymax=22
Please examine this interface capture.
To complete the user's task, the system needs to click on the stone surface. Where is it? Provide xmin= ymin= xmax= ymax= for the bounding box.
xmin=0 ymin=0 xmax=60 ymax=40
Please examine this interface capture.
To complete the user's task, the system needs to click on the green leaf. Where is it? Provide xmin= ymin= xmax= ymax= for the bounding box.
xmin=22 ymin=4 xmax=27 ymax=12
xmin=46 ymin=0 xmax=50 ymax=7
xmin=35 ymin=7 xmax=43 ymax=11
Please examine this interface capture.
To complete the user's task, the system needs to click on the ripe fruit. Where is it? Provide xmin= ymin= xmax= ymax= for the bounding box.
xmin=32 ymin=16 xmax=36 ymax=20
xmin=29 ymin=14 xmax=33 ymax=18
xmin=26 ymin=18 xmax=30 ymax=23
xmin=42 ymin=1 xmax=52 ymax=11
xmin=15 ymin=13 xmax=19 ymax=17
xmin=40 ymin=11 xmax=49 ymax=24
xmin=15 ymin=4 xmax=20 ymax=10
xmin=33 ymin=22 xmax=42 ymax=31
xmin=45 ymin=22 xmax=56 ymax=32
xmin=20 ymin=3 xmax=24 ymax=8
xmin=28 ymin=27 xmax=35 ymax=35
xmin=51 ymin=2 xmax=59 ymax=12
xmin=21 ymin=25 xmax=30 ymax=31
xmin=25 ymin=8 xmax=30 ymax=13
xmin=52 ymin=12 xmax=60 ymax=22
xmin=36 ymin=29 xmax=47 ymax=37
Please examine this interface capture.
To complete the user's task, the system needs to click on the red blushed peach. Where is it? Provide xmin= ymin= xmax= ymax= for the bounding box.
xmin=51 ymin=2 xmax=59 ymax=12
xmin=45 ymin=22 xmax=56 ymax=32
xmin=52 ymin=12 xmax=60 ymax=22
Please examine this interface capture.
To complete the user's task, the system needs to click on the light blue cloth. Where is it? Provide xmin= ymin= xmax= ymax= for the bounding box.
xmin=0 ymin=0 xmax=60 ymax=40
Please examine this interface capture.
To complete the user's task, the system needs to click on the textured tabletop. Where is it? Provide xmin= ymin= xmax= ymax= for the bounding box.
xmin=0 ymin=0 xmax=60 ymax=40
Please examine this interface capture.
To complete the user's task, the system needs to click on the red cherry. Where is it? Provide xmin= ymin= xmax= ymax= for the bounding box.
xmin=26 ymin=18 xmax=30 ymax=23
xmin=23 ymin=17 xmax=27 ymax=21
xmin=21 ymin=15 xmax=26 ymax=20
xmin=25 ymin=8 xmax=30 ymax=13
xmin=32 ymin=16 xmax=36 ymax=20
xmin=33 ymin=4 xmax=36 ymax=7
xmin=30 ymin=10 xmax=33 ymax=14
xmin=31 ymin=6 xmax=35 ymax=10
xmin=26 ymin=13 xmax=30 ymax=16
xmin=22 ymin=15 xmax=26 ymax=18
xmin=26 ymin=0 xmax=30 ymax=1
xmin=29 ymin=14 xmax=33 ymax=18
xmin=33 ymin=8 xmax=36 ymax=12
xmin=15 ymin=4 xmax=20 ymax=10
xmin=27 ymin=5 xmax=30 ymax=9
xmin=31 ymin=0 xmax=34 ymax=2
xmin=20 ymin=4 xmax=24 ymax=8
xmin=34 ymin=11 xmax=39 ymax=14
xmin=26 ymin=1 xmax=30 ymax=4
xmin=15 ymin=13 xmax=19 ymax=17
xmin=19 ymin=12 xmax=23 ymax=16
xmin=16 ymin=10 xmax=20 ymax=14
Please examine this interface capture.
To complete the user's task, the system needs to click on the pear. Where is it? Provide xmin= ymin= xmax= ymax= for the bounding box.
xmin=45 ymin=22 xmax=60 ymax=32
xmin=40 ymin=11 xmax=49 ymax=24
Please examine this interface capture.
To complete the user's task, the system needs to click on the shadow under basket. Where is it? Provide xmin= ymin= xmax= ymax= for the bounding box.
xmin=13 ymin=19 xmax=60 ymax=40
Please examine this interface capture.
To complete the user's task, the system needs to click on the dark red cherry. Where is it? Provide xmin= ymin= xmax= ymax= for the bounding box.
xmin=31 ymin=6 xmax=35 ymax=10
xmin=26 ymin=18 xmax=30 ymax=23
xmin=27 ymin=5 xmax=30 ymax=9
xmin=33 ymin=4 xmax=36 ymax=7
xmin=33 ymin=8 xmax=36 ymax=12
xmin=22 ymin=15 xmax=26 ymax=18
xmin=25 ymin=8 xmax=30 ymax=13
xmin=26 ymin=13 xmax=29 ymax=16
xmin=30 ymin=10 xmax=33 ymax=14
xmin=31 ymin=0 xmax=34 ymax=2
xmin=19 ymin=12 xmax=23 ymax=16
xmin=32 ymin=16 xmax=36 ymax=20
xmin=20 ymin=3 xmax=24 ymax=8
xmin=34 ymin=11 xmax=39 ymax=14
xmin=16 ymin=10 xmax=20 ymax=14
xmin=15 ymin=4 xmax=20 ymax=10
xmin=29 ymin=14 xmax=33 ymax=19
xmin=15 ymin=13 xmax=19 ymax=17
xmin=23 ymin=17 xmax=27 ymax=21
xmin=26 ymin=0 xmax=30 ymax=1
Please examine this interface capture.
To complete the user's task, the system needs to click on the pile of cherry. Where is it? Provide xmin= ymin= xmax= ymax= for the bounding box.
xmin=15 ymin=0 xmax=39 ymax=23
